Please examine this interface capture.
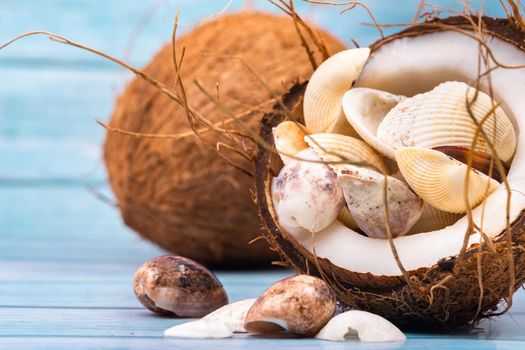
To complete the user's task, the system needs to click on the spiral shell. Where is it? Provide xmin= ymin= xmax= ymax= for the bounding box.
xmin=304 ymin=48 xmax=370 ymax=136
xmin=396 ymin=147 xmax=500 ymax=214
xmin=378 ymin=81 xmax=516 ymax=162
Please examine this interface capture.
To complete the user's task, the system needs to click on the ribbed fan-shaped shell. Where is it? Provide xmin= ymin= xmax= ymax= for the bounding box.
xmin=303 ymin=48 xmax=370 ymax=136
xmin=396 ymin=147 xmax=500 ymax=213
xmin=378 ymin=81 xmax=516 ymax=162
xmin=408 ymin=204 xmax=463 ymax=234
xmin=305 ymin=133 xmax=388 ymax=174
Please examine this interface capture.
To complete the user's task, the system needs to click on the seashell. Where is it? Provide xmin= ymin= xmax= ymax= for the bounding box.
xmin=133 ymin=256 xmax=228 ymax=317
xmin=433 ymin=146 xmax=509 ymax=182
xmin=378 ymin=81 xmax=517 ymax=162
xmin=272 ymin=148 xmax=345 ymax=234
xmin=315 ymin=310 xmax=406 ymax=342
xmin=408 ymin=203 xmax=463 ymax=234
xmin=272 ymin=121 xmax=309 ymax=164
xmin=164 ymin=320 xmax=233 ymax=339
xmin=305 ymin=133 xmax=388 ymax=174
xmin=304 ymin=48 xmax=370 ymax=136
xmin=244 ymin=275 xmax=336 ymax=337
xmin=202 ymin=298 xmax=256 ymax=333
xmin=396 ymin=147 xmax=500 ymax=213
xmin=337 ymin=165 xmax=424 ymax=238
xmin=342 ymin=87 xmax=406 ymax=159
xmin=337 ymin=206 xmax=358 ymax=230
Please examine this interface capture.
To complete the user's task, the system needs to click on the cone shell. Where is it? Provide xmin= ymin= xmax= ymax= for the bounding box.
xmin=304 ymin=48 xmax=370 ymax=136
xmin=378 ymin=81 xmax=517 ymax=162
xmin=272 ymin=121 xmax=309 ymax=164
xmin=342 ymin=88 xmax=405 ymax=159
xmin=304 ymin=133 xmax=388 ymax=174
xmin=396 ymin=147 xmax=500 ymax=213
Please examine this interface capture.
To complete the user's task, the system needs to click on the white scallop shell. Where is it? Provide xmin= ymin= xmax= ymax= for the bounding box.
xmin=304 ymin=133 xmax=388 ymax=174
xmin=378 ymin=81 xmax=516 ymax=162
xmin=304 ymin=48 xmax=370 ymax=136
xmin=395 ymin=147 xmax=500 ymax=213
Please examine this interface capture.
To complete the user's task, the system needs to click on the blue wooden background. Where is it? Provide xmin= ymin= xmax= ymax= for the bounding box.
xmin=1 ymin=0 xmax=523 ymax=349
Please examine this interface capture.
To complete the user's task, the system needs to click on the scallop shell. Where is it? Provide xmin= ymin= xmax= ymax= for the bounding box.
xmin=408 ymin=204 xmax=462 ymax=234
xmin=304 ymin=48 xmax=370 ymax=136
xmin=272 ymin=121 xmax=309 ymax=164
xmin=304 ymin=133 xmax=388 ymax=174
xmin=396 ymin=147 xmax=500 ymax=214
xmin=342 ymin=88 xmax=405 ymax=159
xmin=378 ymin=81 xmax=517 ymax=162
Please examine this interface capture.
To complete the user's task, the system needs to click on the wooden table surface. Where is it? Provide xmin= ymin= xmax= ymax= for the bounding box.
xmin=1 ymin=1 xmax=524 ymax=349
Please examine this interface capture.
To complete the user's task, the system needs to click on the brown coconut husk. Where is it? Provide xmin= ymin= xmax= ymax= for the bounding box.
xmin=254 ymin=15 xmax=525 ymax=329
xmin=104 ymin=12 xmax=346 ymax=268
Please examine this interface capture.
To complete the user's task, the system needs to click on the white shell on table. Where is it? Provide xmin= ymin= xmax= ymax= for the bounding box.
xmin=315 ymin=310 xmax=406 ymax=342
xmin=396 ymin=147 xmax=500 ymax=213
xmin=337 ymin=165 xmax=424 ymax=238
xmin=202 ymin=298 xmax=256 ymax=333
xmin=342 ymin=88 xmax=405 ymax=159
xmin=378 ymin=81 xmax=517 ymax=162
xmin=272 ymin=121 xmax=309 ymax=164
xmin=304 ymin=48 xmax=370 ymax=136
xmin=305 ymin=132 xmax=388 ymax=174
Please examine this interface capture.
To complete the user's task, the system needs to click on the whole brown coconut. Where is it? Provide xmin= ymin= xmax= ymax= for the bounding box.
xmin=104 ymin=12 xmax=345 ymax=268
xmin=255 ymin=16 xmax=525 ymax=329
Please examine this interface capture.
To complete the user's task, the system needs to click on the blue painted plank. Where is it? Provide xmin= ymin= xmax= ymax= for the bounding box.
xmin=0 ymin=270 xmax=291 ymax=308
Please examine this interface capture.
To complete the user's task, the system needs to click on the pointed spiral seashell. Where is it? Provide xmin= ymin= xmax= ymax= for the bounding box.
xmin=378 ymin=81 xmax=517 ymax=162
xmin=304 ymin=48 xmax=370 ymax=136
xmin=337 ymin=165 xmax=424 ymax=238
xmin=304 ymin=133 xmax=388 ymax=174
xmin=272 ymin=121 xmax=309 ymax=164
xmin=396 ymin=147 xmax=500 ymax=214
xmin=342 ymin=88 xmax=405 ymax=159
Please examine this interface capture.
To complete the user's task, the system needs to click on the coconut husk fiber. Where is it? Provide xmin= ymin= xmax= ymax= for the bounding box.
xmin=104 ymin=11 xmax=346 ymax=268
xmin=254 ymin=16 xmax=525 ymax=329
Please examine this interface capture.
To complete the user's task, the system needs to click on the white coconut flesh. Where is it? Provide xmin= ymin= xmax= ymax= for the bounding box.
xmin=277 ymin=30 xmax=525 ymax=277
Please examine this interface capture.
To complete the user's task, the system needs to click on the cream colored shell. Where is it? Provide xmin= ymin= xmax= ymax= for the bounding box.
xmin=305 ymin=133 xmax=388 ymax=174
xmin=272 ymin=121 xmax=309 ymax=164
xmin=337 ymin=165 xmax=424 ymax=238
xmin=342 ymin=87 xmax=405 ymax=159
xmin=396 ymin=147 xmax=500 ymax=214
xmin=304 ymin=48 xmax=370 ymax=136
xmin=378 ymin=81 xmax=516 ymax=162
xmin=408 ymin=204 xmax=462 ymax=235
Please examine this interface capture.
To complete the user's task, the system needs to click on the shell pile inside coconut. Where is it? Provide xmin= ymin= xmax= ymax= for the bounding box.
xmin=269 ymin=26 xmax=522 ymax=280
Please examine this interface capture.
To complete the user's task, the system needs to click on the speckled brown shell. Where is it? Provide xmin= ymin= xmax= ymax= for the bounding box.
xmin=254 ymin=16 xmax=525 ymax=330
xmin=244 ymin=274 xmax=336 ymax=336
xmin=104 ymin=12 xmax=346 ymax=268
xmin=133 ymin=255 xmax=228 ymax=317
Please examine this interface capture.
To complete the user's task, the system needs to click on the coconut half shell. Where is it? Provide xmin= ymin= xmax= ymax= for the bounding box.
xmin=255 ymin=16 xmax=525 ymax=329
